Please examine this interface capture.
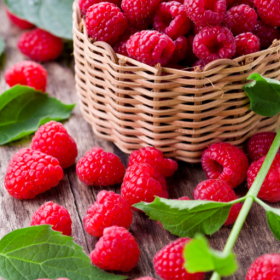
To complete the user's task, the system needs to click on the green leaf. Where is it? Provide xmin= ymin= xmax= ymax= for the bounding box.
xmin=0 ymin=225 xmax=126 ymax=280
xmin=243 ymin=73 xmax=280 ymax=117
xmin=0 ymin=36 xmax=5 ymax=56
xmin=0 ymin=85 xmax=75 ymax=145
xmin=3 ymin=0 xmax=72 ymax=39
xmin=183 ymin=235 xmax=238 ymax=276
xmin=133 ymin=197 xmax=241 ymax=238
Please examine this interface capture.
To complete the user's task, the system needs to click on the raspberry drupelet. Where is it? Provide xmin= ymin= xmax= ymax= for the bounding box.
xmin=5 ymin=8 xmax=35 ymax=29
xmin=254 ymin=0 xmax=280 ymax=27
xmin=234 ymin=32 xmax=260 ymax=57
xmin=78 ymin=0 xmax=122 ymax=15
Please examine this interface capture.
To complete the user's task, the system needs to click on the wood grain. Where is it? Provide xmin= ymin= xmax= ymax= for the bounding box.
xmin=0 ymin=2 xmax=280 ymax=279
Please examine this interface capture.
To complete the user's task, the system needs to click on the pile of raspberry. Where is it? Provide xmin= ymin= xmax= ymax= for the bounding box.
xmin=80 ymin=0 xmax=280 ymax=69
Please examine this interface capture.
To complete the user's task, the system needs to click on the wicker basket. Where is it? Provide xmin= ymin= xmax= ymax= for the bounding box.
xmin=73 ymin=1 xmax=280 ymax=163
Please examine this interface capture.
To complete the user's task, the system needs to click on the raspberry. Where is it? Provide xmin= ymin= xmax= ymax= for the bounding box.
xmin=154 ymin=238 xmax=206 ymax=280
xmin=201 ymin=142 xmax=249 ymax=188
xmin=247 ymin=154 xmax=280 ymax=203
xmin=127 ymin=31 xmax=175 ymax=66
xmin=83 ymin=190 xmax=133 ymax=237
xmin=254 ymin=0 xmax=280 ymax=27
xmin=5 ymin=8 xmax=35 ymax=29
xmin=18 ymin=29 xmax=63 ymax=62
xmin=253 ymin=20 xmax=280 ymax=49
xmin=184 ymin=0 xmax=227 ymax=27
xmin=90 ymin=226 xmax=140 ymax=272
xmin=121 ymin=163 xmax=168 ymax=207
xmin=128 ymin=147 xmax=178 ymax=177
xmin=31 ymin=121 xmax=77 ymax=169
xmin=78 ymin=0 xmax=122 ymax=15
xmin=246 ymin=254 xmax=280 ymax=280
xmin=122 ymin=0 xmax=161 ymax=29
xmin=232 ymin=0 xmax=254 ymax=8
xmin=86 ymin=2 xmax=127 ymax=45
xmin=31 ymin=201 xmax=72 ymax=236
xmin=193 ymin=26 xmax=236 ymax=63
xmin=153 ymin=2 xmax=191 ymax=40
xmin=169 ymin=36 xmax=188 ymax=63
xmin=5 ymin=61 xmax=48 ymax=92
xmin=5 ymin=149 xmax=63 ymax=200
xmin=76 ymin=147 xmax=125 ymax=187
xmin=234 ymin=32 xmax=260 ymax=57
xmin=193 ymin=179 xmax=242 ymax=226
xmin=247 ymin=132 xmax=280 ymax=162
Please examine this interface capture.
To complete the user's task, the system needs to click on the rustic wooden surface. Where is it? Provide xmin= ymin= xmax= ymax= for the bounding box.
xmin=1 ymin=3 xmax=280 ymax=279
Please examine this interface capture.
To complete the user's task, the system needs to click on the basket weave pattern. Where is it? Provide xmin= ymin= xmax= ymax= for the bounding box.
xmin=73 ymin=1 xmax=280 ymax=163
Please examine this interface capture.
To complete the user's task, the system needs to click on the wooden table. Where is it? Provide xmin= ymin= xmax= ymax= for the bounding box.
xmin=1 ymin=3 xmax=280 ymax=279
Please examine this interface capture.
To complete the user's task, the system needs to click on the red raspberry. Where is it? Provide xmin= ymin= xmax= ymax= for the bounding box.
xmin=153 ymin=2 xmax=191 ymax=40
xmin=76 ymin=147 xmax=125 ymax=187
xmin=247 ymin=154 xmax=280 ymax=203
xmin=5 ymin=61 xmax=48 ymax=92
xmin=201 ymin=142 xmax=249 ymax=188
xmin=18 ymin=29 xmax=63 ymax=62
xmin=31 ymin=201 xmax=72 ymax=236
xmin=122 ymin=0 xmax=161 ymax=29
xmin=253 ymin=20 xmax=280 ymax=49
xmin=247 ymin=132 xmax=280 ymax=162
xmin=31 ymin=121 xmax=77 ymax=169
xmin=86 ymin=2 xmax=127 ymax=45
xmin=5 ymin=8 xmax=35 ymax=29
xmin=83 ymin=190 xmax=133 ymax=237
xmin=154 ymin=238 xmax=206 ymax=280
xmin=193 ymin=179 xmax=242 ymax=226
xmin=254 ymin=0 xmax=280 ymax=27
xmin=121 ymin=163 xmax=168 ymax=207
xmin=193 ymin=26 xmax=236 ymax=63
xmin=184 ymin=0 xmax=227 ymax=27
xmin=246 ymin=254 xmax=280 ymax=280
xmin=128 ymin=147 xmax=178 ymax=177
xmin=169 ymin=36 xmax=188 ymax=63
xmin=133 ymin=278 xmax=157 ymax=280
xmin=78 ymin=0 xmax=121 ymax=15
xmin=127 ymin=31 xmax=175 ymax=66
xmin=232 ymin=0 xmax=254 ymax=8
xmin=234 ymin=32 xmax=260 ymax=57
xmin=5 ymin=149 xmax=63 ymax=200
xmin=90 ymin=226 xmax=140 ymax=272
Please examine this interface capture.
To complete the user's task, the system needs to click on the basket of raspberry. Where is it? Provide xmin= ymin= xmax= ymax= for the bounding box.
xmin=73 ymin=0 xmax=280 ymax=163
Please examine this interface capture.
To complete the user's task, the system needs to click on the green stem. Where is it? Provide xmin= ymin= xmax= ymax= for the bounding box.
xmin=210 ymin=128 xmax=280 ymax=280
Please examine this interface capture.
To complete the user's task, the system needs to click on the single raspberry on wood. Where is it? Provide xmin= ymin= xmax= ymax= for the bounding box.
xmin=18 ymin=29 xmax=63 ymax=62
xmin=201 ymin=142 xmax=249 ymax=188
xmin=169 ymin=36 xmax=188 ymax=63
xmin=5 ymin=8 xmax=35 ymax=29
xmin=5 ymin=149 xmax=63 ymax=200
xmin=90 ymin=226 xmax=140 ymax=272
xmin=31 ymin=201 xmax=72 ymax=236
xmin=154 ymin=238 xmax=206 ymax=280
xmin=234 ymin=32 xmax=260 ymax=57
xmin=83 ymin=190 xmax=133 ymax=237
xmin=254 ymin=0 xmax=280 ymax=27
xmin=5 ymin=61 xmax=48 ymax=92
xmin=78 ymin=0 xmax=122 ymax=15
xmin=247 ymin=154 xmax=280 ymax=203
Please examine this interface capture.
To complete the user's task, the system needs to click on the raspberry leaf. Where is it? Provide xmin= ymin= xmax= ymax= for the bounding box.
xmin=0 ymin=225 xmax=126 ymax=280
xmin=0 ymin=85 xmax=75 ymax=145
xmin=183 ymin=235 xmax=238 ymax=276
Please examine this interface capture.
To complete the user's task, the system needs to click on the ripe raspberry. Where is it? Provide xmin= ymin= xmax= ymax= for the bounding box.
xmin=5 ymin=61 xmax=48 ymax=92
xmin=90 ymin=226 xmax=140 ymax=272
xmin=127 ymin=31 xmax=175 ymax=66
xmin=234 ymin=32 xmax=260 ymax=57
xmin=193 ymin=179 xmax=242 ymax=226
xmin=31 ymin=201 xmax=72 ymax=236
xmin=122 ymin=0 xmax=161 ymax=29
xmin=184 ymin=0 xmax=227 ymax=27
xmin=5 ymin=149 xmax=63 ymax=200
xmin=5 ymin=8 xmax=35 ymax=29
xmin=246 ymin=254 xmax=280 ymax=280
xmin=153 ymin=2 xmax=191 ymax=40
xmin=128 ymin=147 xmax=178 ymax=177
xmin=78 ymin=0 xmax=122 ymax=15
xmin=121 ymin=163 xmax=168 ymax=207
xmin=76 ymin=147 xmax=125 ymax=187
xmin=31 ymin=121 xmax=77 ymax=169
xmin=254 ymin=0 xmax=280 ymax=27
xmin=201 ymin=142 xmax=249 ymax=188
xmin=253 ymin=20 xmax=280 ymax=49
xmin=83 ymin=190 xmax=133 ymax=237
xmin=232 ymin=0 xmax=254 ymax=8
xmin=169 ymin=36 xmax=188 ymax=63
xmin=154 ymin=238 xmax=206 ymax=280
xmin=18 ymin=29 xmax=63 ymax=62
xmin=247 ymin=154 xmax=280 ymax=203
xmin=193 ymin=26 xmax=236 ymax=63
xmin=86 ymin=2 xmax=127 ymax=45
